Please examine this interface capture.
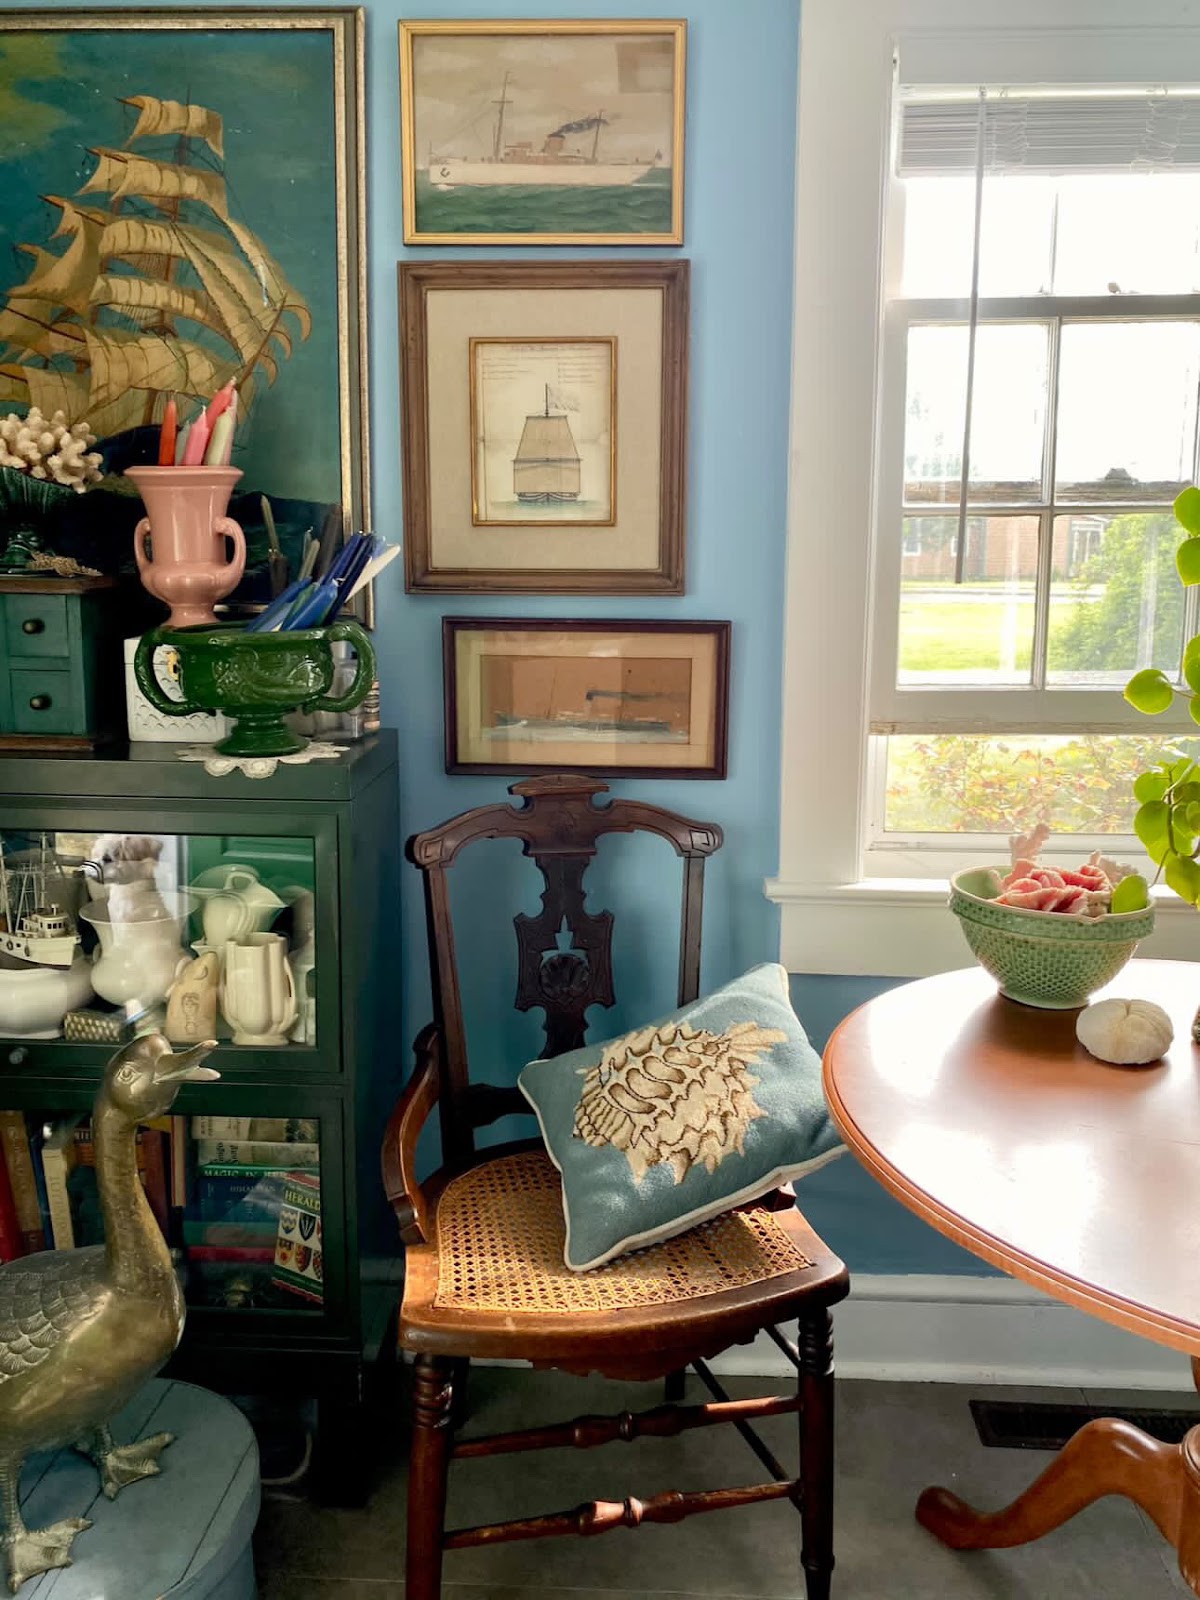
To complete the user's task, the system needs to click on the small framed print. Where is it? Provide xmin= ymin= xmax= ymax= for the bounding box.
xmin=401 ymin=260 xmax=688 ymax=594
xmin=444 ymin=617 xmax=730 ymax=779
xmin=470 ymin=337 xmax=616 ymax=527
xmin=399 ymin=18 xmax=686 ymax=246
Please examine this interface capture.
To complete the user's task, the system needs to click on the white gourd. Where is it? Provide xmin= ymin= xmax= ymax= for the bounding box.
xmin=1075 ymin=998 xmax=1173 ymax=1065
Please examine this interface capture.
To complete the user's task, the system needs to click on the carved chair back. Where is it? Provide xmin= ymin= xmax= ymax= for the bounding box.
xmin=406 ymin=774 xmax=723 ymax=1170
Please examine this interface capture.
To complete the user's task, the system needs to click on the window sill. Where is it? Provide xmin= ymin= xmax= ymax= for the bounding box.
xmin=765 ymin=876 xmax=1197 ymax=978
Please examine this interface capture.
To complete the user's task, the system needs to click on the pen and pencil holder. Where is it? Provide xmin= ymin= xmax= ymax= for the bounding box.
xmin=133 ymin=619 xmax=376 ymax=759
xmin=127 ymin=465 xmax=247 ymax=628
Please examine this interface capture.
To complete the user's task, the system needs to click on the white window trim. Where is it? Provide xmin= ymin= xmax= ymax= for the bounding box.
xmin=770 ymin=0 xmax=1200 ymax=977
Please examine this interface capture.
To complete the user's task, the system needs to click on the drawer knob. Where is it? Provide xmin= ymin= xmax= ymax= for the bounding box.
xmin=21 ymin=618 xmax=44 ymax=636
xmin=28 ymin=694 xmax=52 ymax=712
xmin=7 ymin=1048 xmax=27 ymax=1066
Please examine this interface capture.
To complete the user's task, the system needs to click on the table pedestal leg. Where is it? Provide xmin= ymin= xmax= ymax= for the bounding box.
xmin=917 ymin=1418 xmax=1200 ymax=1595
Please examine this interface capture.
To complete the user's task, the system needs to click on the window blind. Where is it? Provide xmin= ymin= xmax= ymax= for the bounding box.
xmin=898 ymin=93 xmax=1200 ymax=176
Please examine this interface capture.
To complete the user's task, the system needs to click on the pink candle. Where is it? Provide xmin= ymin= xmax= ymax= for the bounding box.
xmin=182 ymin=405 xmax=211 ymax=465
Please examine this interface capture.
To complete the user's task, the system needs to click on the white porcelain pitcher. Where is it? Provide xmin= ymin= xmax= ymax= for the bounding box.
xmin=221 ymin=932 xmax=297 ymax=1047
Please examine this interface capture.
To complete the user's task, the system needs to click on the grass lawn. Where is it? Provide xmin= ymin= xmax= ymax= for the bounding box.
xmin=899 ymin=593 xmax=1080 ymax=673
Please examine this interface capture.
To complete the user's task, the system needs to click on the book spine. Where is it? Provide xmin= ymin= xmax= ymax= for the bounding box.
xmin=195 ymin=1164 xmax=297 ymax=1183
xmin=195 ymin=1139 xmax=320 ymax=1169
xmin=0 ymin=1142 xmax=24 ymax=1262
xmin=0 ymin=1112 xmax=44 ymax=1253
xmin=183 ymin=1220 xmax=279 ymax=1246
xmin=42 ymin=1143 xmax=75 ymax=1251
xmin=190 ymin=1116 xmax=254 ymax=1140
xmin=187 ymin=1244 xmax=276 ymax=1263
xmin=141 ymin=1128 xmax=169 ymax=1240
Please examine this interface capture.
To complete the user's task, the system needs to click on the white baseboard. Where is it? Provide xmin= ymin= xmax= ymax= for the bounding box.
xmin=707 ymin=1275 xmax=1193 ymax=1390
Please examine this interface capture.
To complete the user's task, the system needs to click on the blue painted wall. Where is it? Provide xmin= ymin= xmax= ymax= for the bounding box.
xmin=367 ymin=0 xmax=801 ymax=1068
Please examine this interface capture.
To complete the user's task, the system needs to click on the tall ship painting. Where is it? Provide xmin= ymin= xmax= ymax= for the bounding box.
xmin=0 ymin=93 xmax=312 ymax=441
xmin=428 ymin=74 xmax=660 ymax=190
xmin=513 ymin=386 xmax=581 ymax=504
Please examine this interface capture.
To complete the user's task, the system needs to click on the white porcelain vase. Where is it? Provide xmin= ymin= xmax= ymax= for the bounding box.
xmin=221 ymin=933 xmax=297 ymax=1047
xmin=78 ymin=895 xmax=190 ymax=1007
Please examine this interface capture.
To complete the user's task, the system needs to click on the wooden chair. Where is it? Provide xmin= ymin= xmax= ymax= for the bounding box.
xmin=382 ymin=774 xmax=849 ymax=1600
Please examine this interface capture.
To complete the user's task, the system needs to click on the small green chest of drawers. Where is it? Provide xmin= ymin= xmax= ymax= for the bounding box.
xmin=0 ymin=577 xmax=127 ymax=749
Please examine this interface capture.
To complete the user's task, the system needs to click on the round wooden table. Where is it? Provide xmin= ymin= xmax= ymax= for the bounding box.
xmin=823 ymin=959 xmax=1200 ymax=1592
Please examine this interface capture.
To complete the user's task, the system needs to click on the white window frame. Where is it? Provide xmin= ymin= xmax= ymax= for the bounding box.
xmin=767 ymin=0 xmax=1200 ymax=976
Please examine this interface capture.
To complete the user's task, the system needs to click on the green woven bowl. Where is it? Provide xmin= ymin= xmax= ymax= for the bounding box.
xmin=949 ymin=866 xmax=1155 ymax=1010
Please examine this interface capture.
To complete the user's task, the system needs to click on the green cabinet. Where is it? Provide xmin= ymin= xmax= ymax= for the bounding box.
xmin=0 ymin=577 xmax=132 ymax=748
xmin=0 ymin=733 xmax=401 ymax=1500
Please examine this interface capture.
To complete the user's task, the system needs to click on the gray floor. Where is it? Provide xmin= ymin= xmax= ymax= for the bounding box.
xmin=254 ymin=1369 xmax=1198 ymax=1598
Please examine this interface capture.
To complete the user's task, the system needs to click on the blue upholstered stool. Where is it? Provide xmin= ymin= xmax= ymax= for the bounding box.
xmin=16 ymin=1379 xmax=260 ymax=1599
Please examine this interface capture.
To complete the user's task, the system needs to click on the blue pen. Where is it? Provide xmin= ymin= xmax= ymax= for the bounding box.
xmin=284 ymin=578 xmax=340 ymax=631
xmin=246 ymin=577 xmax=310 ymax=632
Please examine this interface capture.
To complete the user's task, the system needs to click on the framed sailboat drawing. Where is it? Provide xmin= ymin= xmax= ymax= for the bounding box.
xmin=0 ymin=9 xmax=369 ymax=614
xmin=400 ymin=260 xmax=688 ymax=595
xmin=399 ymin=19 xmax=686 ymax=246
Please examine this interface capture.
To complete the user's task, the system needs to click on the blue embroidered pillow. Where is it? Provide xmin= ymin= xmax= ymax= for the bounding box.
xmin=518 ymin=963 xmax=844 ymax=1270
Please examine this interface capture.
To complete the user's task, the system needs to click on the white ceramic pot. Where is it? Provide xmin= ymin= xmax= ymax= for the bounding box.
xmin=221 ymin=933 xmax=297 ymax=1047
xmin=78 ymin=895 xmax=190 ymax=1007
xmin=0 ymin=955 xmax=94 ymax=1039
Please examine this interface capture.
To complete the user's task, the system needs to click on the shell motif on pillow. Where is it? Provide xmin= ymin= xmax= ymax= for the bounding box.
xmin=1075 ymin=998 xmax=1173 ymax=1065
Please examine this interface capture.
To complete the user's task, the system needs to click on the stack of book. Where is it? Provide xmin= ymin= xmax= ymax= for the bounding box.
xmin=0 ymin=1109 xmax=323 ymax=1309
xmin=184 ymin=1115 xmax=322 ymax=1307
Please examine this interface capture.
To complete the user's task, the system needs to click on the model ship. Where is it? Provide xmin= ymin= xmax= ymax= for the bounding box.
xmin=428 ymin=74 xmax=660 ymax=190
xmin=0 ymin=837 xmax=80 ymax=968
xmin=513 ymin=385 xmax=582 ymax=504
xmin=0 ymin=93 xmax=311 ymax=440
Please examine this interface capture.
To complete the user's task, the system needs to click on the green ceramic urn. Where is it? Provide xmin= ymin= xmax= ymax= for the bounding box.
xmin=134 ymin=621 xmax=376 ymax=758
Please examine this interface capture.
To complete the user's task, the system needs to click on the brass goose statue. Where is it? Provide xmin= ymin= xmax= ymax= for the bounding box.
xmin=0 ymin=1033 xmax=219 ymax=1593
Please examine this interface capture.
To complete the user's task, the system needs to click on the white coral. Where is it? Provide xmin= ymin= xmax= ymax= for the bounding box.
xmin=0 ymin=407 xmax=103 ymax=491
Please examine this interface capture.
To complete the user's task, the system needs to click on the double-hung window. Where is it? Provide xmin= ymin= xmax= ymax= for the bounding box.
xmin=772 ymin=1 xmax=1200 ymax=974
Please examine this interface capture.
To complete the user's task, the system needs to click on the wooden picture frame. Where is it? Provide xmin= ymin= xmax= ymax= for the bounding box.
xmin=444 ymin=617 xmax=730 ymax=778
xmin=401 ymin=260 xmax=689 ymax=595
xmin=0 ymin=7 xmax=371 ymax=620
xmin=399 ymin=18 xmax=686 ymax=247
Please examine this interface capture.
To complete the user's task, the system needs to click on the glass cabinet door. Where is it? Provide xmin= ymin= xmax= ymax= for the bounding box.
xmin=0 ymin=1103 xmax=333 ymax=1319
xmin=0 ymin=826 xmax=322 ymax=1052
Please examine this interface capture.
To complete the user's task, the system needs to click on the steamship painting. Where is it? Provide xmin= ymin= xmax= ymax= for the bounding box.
xmin=403 ymin=22 xmax=684 ymax=242
xmin=482 ymin=656 xmax=691 ymax=745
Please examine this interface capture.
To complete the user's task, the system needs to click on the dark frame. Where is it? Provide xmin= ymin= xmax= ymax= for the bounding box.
xmin=401 ymin=260 xmax=689 ymax=595
xmin=443 ymin=616 xmax=730 ymax=779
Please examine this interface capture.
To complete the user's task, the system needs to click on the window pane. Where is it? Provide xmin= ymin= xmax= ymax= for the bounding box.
xmin=883 ymin=734 xmax=1200 ymax=834
xmin=1052 ymin=174 xmax=1200 ymax=296
xmin=1047 ymin=512 xmax=1183 ymax=685
xmin=905 ymin=324 xmax=1049 ymax=506
xmin=1054 ymin=322 xmax=1200 ymax=503
xmin=898 ymin=515 xmax=1038 ymax=685
xmin=901 ymin=176 xmax=1054 ymax=298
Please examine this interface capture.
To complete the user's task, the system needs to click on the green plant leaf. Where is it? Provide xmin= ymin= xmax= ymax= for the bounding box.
xmin=1126 ymin=668 xmax=1175 ymax=715
xmin=1166 ymin=853 xmax=1200 ymax=905
xmin=1179 ymin=540 xmax=1200 ymax=587
xmin=1176 ymin=485 xmax=1200 ymax=535
xmin=1135 ymin=800 xmax=1171 ymax=854
xmin=1111 ymin=873 xmax=1150 ymax=912
xmin=1134 ymin=771 xmax=1170 ymax=803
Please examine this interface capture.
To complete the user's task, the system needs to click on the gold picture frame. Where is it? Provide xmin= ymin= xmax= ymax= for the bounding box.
xmin=399 ymin=18 xmax=686 ymax=246
xmin=0 ymin=8 xmax=371 ymax=620
xmin=401 ymin=260 xmax=689 ymax=595
xmin=444 ymin=617 xmax=730 ymax=778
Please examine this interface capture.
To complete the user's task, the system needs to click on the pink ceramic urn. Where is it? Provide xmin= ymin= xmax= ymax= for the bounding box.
xmin=127 ymin=465 xmax=247 ymax=628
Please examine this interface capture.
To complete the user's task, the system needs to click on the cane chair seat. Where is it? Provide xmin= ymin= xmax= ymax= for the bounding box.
xmin=399 ymin=1148 xmax=846 ymax=1373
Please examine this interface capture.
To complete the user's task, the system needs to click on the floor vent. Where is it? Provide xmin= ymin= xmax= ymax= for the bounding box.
xmin=970 ymin=1399 xmax=1197 ymax=1452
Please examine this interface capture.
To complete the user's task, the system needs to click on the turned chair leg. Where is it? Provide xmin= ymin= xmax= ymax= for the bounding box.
xmin=407 ymin=1354 xmax=456 ymax=1600
xmin=798 ymin=1309 xmax=836 ymax=1600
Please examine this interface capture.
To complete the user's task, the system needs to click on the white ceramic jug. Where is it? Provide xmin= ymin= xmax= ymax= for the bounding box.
xmin=78 ymin=895 xmax=189 ymax=1007
xmin=221 ymin=933 xmax=297 ymax=1046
